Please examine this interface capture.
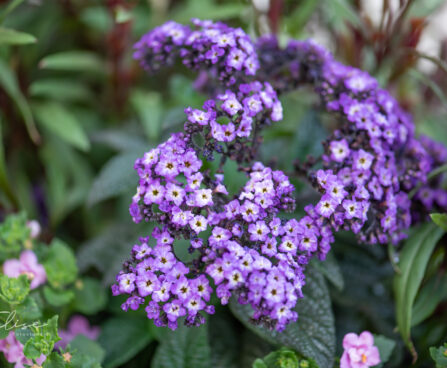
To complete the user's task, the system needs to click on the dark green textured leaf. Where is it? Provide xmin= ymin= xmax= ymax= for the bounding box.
xmin=311 ymin=252 xmax=344 ymax=290
xmin=98 ymin=317 xmax=152 ymax=368
xmin=152 ymin=323 xmax=211 ymax=368
xmin=209 ymin=309 xmax=241 ymax=368
xmin=230 ymin=267 xmax=335 ymax=368
xmin=0 ymin=27 xmax=36 ymax=44
xmin=87 ymin=151 xmax=142 ymax=206
xmin=33 ymin=102 xmax=90 ymax=151
xmin=393 ymin=223 xmax=444 ymax=356
xmin=431 ymin=213 xmax=447 ymax=232
xmin=43 ymin=239 xmax=78 ymax=288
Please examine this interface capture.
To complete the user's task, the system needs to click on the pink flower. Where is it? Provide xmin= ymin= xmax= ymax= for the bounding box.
xmin=340 ymin=331 xmax=381 ymax=368
xmin=3 ymin=250 xmax=46 ymax=289
xmin=0 ymin=331 xmax=46 ymax=368
xmin=54 ymin=315 xmax=100 ymax=349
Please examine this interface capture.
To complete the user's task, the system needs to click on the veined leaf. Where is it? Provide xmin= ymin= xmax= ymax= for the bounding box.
xmin=33 ymin=101 xmax=90 ymax=151
xmin=230 ymin=267 xmax=335 ymax=368
xmin=98 ymin=317 xmax=153 ymax=368
xmin=0 ymin=27 xmax=36 ymax=45
xmin=152 ymin=323 xmax=211 ymax=368
xmin=87 ymin=151 xmax=143 ymax=206
xmin=393 ymin=223 xmax=444 ymax=358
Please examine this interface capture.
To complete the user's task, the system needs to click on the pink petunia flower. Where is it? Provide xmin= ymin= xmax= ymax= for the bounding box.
xmin=340 ymin=331 xmax=381 ymax=368
xmin=54 ymin=315 xmax=100 ymax=349
xmin=0 ymin=331 xmax=46 ymax=368
xmin=3 ymin=250 xmax=46 ymax=289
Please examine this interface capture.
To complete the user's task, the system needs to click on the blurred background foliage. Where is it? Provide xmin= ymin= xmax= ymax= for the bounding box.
xmin=1 ymin=0 xmax=447 ymax=367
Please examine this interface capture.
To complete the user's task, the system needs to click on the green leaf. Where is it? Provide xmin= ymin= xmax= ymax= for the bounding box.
xmin=69 ymin=335 xmax=105 ymax=364
xmin=42 ymin=352 xmax=65 ymax=368
xmin=39 ymin=51 xmax=105 ymax=73
xmin=115 ymin=6 xmax=132 ymax=23
xmin=253 ymin=347 xmax=318 ymax=368
xmin=77 ymin=222 xmax=148 ymax=285
xmin=33 ymin=102 xmax=90 ymax=151
xmin=98 ymin=317 xmax=152 ymax=368
xmin=24 ymin=315 xmax=60 ymax=359
xmin=230 ymin=267 xmax=335 ymax=368
xmin=310 ymin=252 xmax=344 ymax=290
xmin=284 ymin=0 xmax=320 ymax=35
xmin=16 ymin=295 xmax=41 ymax=321
xmin=0 ymin=274 xmax=30 ymax=304
xmin=91 ymin=129 xmax=148 ymax=152
xmin=130 ymin=89 xmax=163 ymax=141
xmin=152 ymin=323 xmax=211 ymax=368
xmin=87 ymin=151 xmax=142 ymax=206
xmin=431 ymin=213 xmax=447 ymax=232
xmin=373 ymin=335 xmax=396 ymax=367
xmin=393 ymin=223 xmax=444 ymax=357
xmin=43 ymin=285 xmax=74 ymax=307
xmin=0 ymin=27 xmax=36 ymax=44
xmin=0 ymin=212 xmax=28 ymax=257
xmin=209 ymin=310 xmax=240 ymax=368
xmin=72 ymin=277 xmax=107 ymax=315
xmin=412 ymin=273 xmax=447 ymax=326
xmin=43 ymin=239 xmax=78 ymax=288
xmin=430 ymin=342 xmax=447 ymax=368
xmin=172 ymin=0 xmax=246 ymax=23
xmin=410 ymin=69 xmax=447 ymax=112
xmin=0 ymin=59 xmax=39 ymax=143
xmin=30 ymin=78 xmax=93 ymax=102
xmin=0 ymin=121 xmax=18 ymax=207
xmin=14 ymin=328 xmax=32 ymax=345
xmin=0 ymin=0 xmax=26 ymax=23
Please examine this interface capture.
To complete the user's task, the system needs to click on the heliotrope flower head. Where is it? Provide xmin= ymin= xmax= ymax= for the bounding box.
xmin=115 ymin=19 xmax=447 ymax=333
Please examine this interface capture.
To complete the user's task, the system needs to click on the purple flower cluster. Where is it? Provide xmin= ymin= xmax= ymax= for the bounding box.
xmin=134 ymin=19 xmax=259 ymax=85
xmin=114 ymin=19 xmax=447 ymax=332
xmin=113 ymin=231 xmax=215 ymax=329
xmin=256 ymin=37 xmax=447 ymax=244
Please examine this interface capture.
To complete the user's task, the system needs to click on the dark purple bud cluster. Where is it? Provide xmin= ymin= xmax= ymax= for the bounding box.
xmin=134 ymin=19 xmax=259 ymax=86
xmin=114 ymin=20 xmax=447 ymax=332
